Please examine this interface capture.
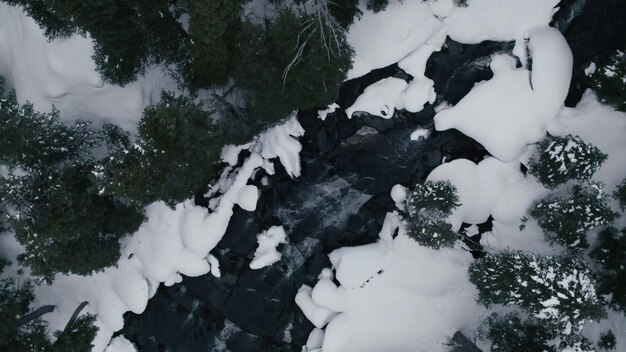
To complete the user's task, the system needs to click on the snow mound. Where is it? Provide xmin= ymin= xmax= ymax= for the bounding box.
xmin=427 ymin=157 xmax=522 ymax=229
xmin=298 ymin=210 xmax=482 ymax=352
xmin=347 ymin=0 xmax=441 ymax=79
xmin=433 ymin=0 xmax=559 ymax=44
xmin=435 ymin=27 xmax=573 ymax=162
xmin=104 ymin=336 xmax=136 ymax=352
xmin=0 ymin=4 xmax=176 ymax=131
xmin=249 ymin=226 xmax=288 ymax=270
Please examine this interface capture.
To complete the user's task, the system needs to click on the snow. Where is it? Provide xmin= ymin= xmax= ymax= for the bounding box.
xmin=345 ymin=77 xmax=408 ymax=119
xmin=104 ymin=336 xmax=136 ymax=352
xmin=410 ymin=128 xmax=431 ymax=141
xmin=317 ymin=103 xmax=339 ymax=121
xmin=0 ymin=116 xmax=308 ymax=351
xmin=434 ymin=39 xmax=570 ymax=162
xmin=434 ymin=0 xmax=559 ymax=44
xmin=426 ymin=157 xmax=522 ymax=229
xmin=249 ymin=226 xmax=288 ymax=270
xmin=298 ymin=208 xmax=483 ymax=351
xmin=346 ymin=0 xmax=441 ymax=79
xmin=0 ymin=3 xmax=177 ymax=131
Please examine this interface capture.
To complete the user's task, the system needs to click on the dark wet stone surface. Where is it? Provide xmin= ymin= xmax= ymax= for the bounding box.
xmin=120 ymin=3 xmax=614 ymax=350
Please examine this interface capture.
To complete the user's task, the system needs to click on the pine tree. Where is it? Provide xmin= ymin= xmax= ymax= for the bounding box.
xmin=528 ymin=135 xmax=607 ymax=189
xmin=469 ymin=252 xmax=605 ymax=334
xmin=613 ymin=177 xmax=626 ymax=210
xmin=367 ymin=0 xmax=389 ymax=12
xmin=590 ymin=50 xmax=626 ymax=112
xmin=590 ymin=227 xmax=626 ymax=313
xmin=178 ymin=0 xmax=243 ymax=88
xmin=530 ymin=183 xmax=617 ymax=248
xmin=404 ymin=180 xmax=459 ymax=249
xmin=481 ymin=313 xmax=558 ymax=352
xmin=0 ymin=276 xmax=98 ymax=351
xmin=0 ymin=82 xmax=144 ymax=281
xmin=5 ymin=0 xmax=187 ymax=86
xmin=95 ymin=92 xmax=224 ymax=207
xmin=0 ymin=90 xmax=96 ymax=171
xmin=2 ymin=162 xmax=144 ymax=281
xmin=235 ymin=7 xmax=353 ymax=123
xmin=598 ymin=329 xmax=616 ymax=350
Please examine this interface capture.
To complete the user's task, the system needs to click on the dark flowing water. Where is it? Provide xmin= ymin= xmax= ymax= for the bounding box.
xmin=119 ymin=2 xmax=624 ymax=350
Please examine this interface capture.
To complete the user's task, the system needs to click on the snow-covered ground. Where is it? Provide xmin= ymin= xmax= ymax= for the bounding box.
xmin=1 ymin=0 xmax=625 ymax=351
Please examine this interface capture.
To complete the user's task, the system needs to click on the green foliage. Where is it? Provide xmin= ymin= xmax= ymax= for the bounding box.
xmin=469 ymin=252 xmax=605 ymax=333
xmin=613 ymin=177 xmax=626 ymax=210
xmin=2 ymin=162 xmax=144 ymax=281
xmin=96 ymin=92 xmax=224 ymax=206
xmin=329 ymin=0 xmax=361 ymax=28
xmin=481 ymin=313 xmax=557 ymax=352
xmin=530 ymin=183 xmax=617 ymax=248
xmin=528 ymin=134 xmax=607 ymax=189
xmin=0 ymin=276 xmax=97 ymax=351
xmin=5 ymin=0 xmax=187 ymax=86
xmin=405 ymin=180 xmax=459 ymax=249
xmin=598 ymin=329 xmax=616 ymax=350
xmin=367 ymin=0 xmax=389 ymax=12
xmin=0 ymin=84 xmax=143 ymax=281
xmin=590 ymin=50 xmax=626 ymax=111
xmin=0 ymin=91 xmax=97 ymax=171
xmin=179 ymin=0 xmax=242 ymax=88
xmin=235 ymin=8 xmax=353 ymax=123
xmin=52 ymin=314 xmax=98 ymax=352
xmin=590 ymin=227 xmax=626 ymax=313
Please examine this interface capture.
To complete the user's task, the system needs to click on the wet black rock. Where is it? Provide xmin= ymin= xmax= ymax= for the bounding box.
xmin=121 ymin=3 xmax=613 ymax=350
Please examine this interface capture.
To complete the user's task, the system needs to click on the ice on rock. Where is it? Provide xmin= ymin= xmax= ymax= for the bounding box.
xmin=249 ymin=226 xmax=288 ymax=270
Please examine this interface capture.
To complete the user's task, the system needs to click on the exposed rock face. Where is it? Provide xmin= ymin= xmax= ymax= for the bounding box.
xmin=121 ymin=3 xmax=616 ymax=349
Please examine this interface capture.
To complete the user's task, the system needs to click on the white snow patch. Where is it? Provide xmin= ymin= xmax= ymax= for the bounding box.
xmin=249 ymin=226 xmax=288 ymax=270
xmin=0 ymin=4 xmax=177 ymax=131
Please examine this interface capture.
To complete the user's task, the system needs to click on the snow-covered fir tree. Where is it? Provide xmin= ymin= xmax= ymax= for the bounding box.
xmin=590 ymin=50 xmax=626 ymax=112
xmin=528 ymin=134 xmax=607 ymax=189
xmin=591 ymin=227 xmax=626 ymax=313
xmin=469 ymin=252 xmax=605 ymax=336
xmin=613 ymin=177 xmax=626 ymax=209
xmin=404 ymin=180 xmax=459 ymax=249
xmin=530 ymin=182 xmax=617 ymax=248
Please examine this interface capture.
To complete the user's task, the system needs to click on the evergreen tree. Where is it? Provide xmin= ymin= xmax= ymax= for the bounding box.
xmin=481 ymin=313 xmax=558 ymax=352
xmin=367 ymin=0 xmax=389 ymax=12
xmin=613 ymin=177 xmax=626 ymax=210
xmin=598 ymin=329 xmax=616 ymax=350
xmin=590 ymin=227 xmax=626 ymax=313
xmin=0 ymin=82 xmax=144 ymax=281
xmin=0 ymin=276 xmax=98 ymax=351
xmin=590 ymin=50 xmax=626 ymax=112
xmin=469 ymin=252 xmax=605 ymax=334
xmin=528 ymin=134 xmax=607 ymax=189
xmin=328 ymin=0 xmax=361 ymax=28
xmin=404 ymin=180 xmax=459 ymax=249
xmin=96 ymin=92 xmax=224 ymax=206
xmin=235 ymin=7 xmax=353 ymax=123
xmin=0 ymin=90 xmax=96 ymax=171
xmin=530 ymin=183 xmax=617 ymax=248
xmin=2 ymin=162 xmax=144 ymax=281
xmin=179 ymin=0 xmax=243 ymax=88
xmin=5 ymin=0 xmax=187 ymax=86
